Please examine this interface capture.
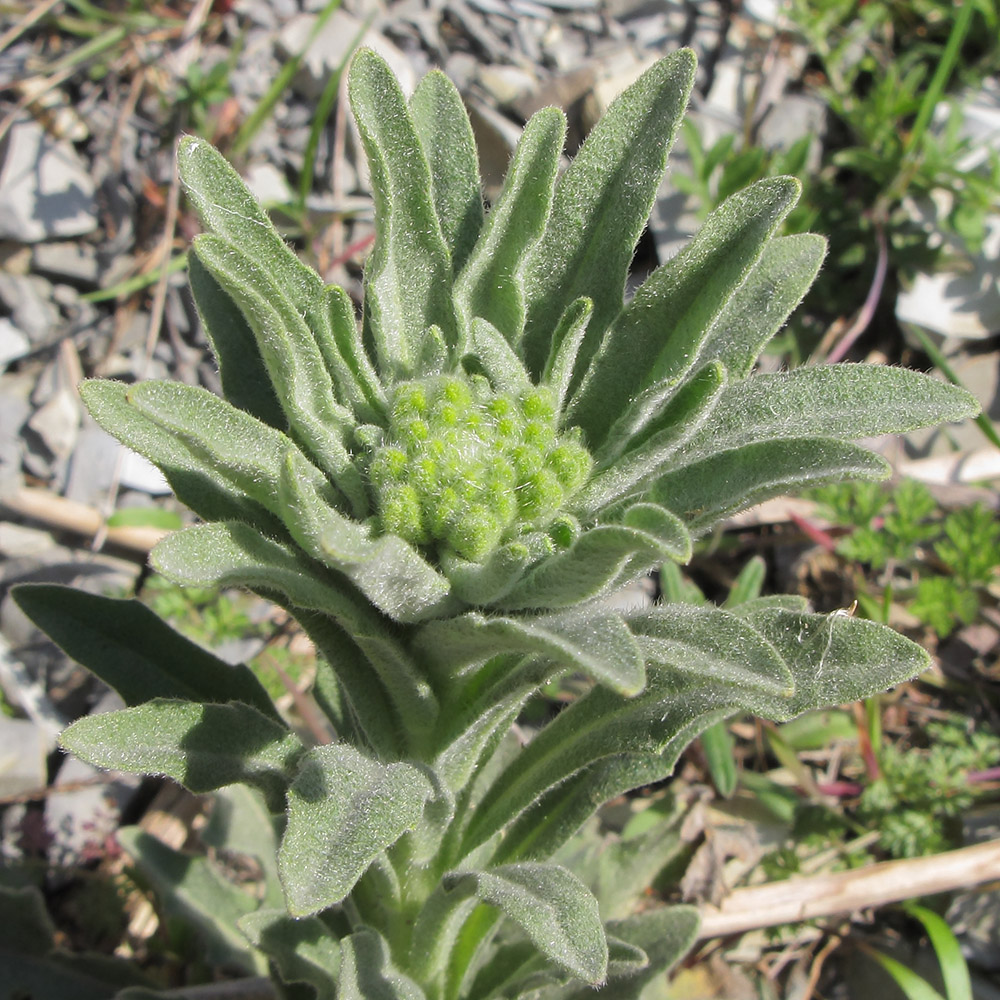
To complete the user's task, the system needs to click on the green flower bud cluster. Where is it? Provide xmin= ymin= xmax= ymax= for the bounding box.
xmin=368 ymin=376 xmax=592 ymax=562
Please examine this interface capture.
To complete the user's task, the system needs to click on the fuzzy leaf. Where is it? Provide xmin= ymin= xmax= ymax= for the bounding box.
xmin=651 ymin=437 xmax=890 ymax=534
xmin=415 ymin=606 xmax=645 ymax=696
xmin=116 ymin=827 xmax=263 ymax=974
xmin=521 ymin=51 xmax=696 ymax=376
xmin=497 ymin=506 xmax=690 ymax=610
xmin=439 ymin=536 xmax=550 ymax=607
xmin=543 ymin=297 xmax=593 ymax=416
xmin=12 ymin=585 xmax=278 ymax=719
xmin=468 ymin=316 xmax=532 ymax=395
xmin=339 ymin=929 xmax=427 ymax=1000
xmin=443 ymin=864 xmax=608 ymax=985
xmin=575 ymin=362 xmax=725 ymax=514
xmin=746 ymin=607 xmax=930 ymax=716
xmin=570 ymin=177 xmax=800 ymax=449
xmin=61 ymin=700 xmax=302 ymax=813
xmin=695 ymin=233 xmax=826 ymax=378
xmin=238 ymin=909 xmax=340 ymax=1000
xmin=81 ymin=379 xmax=284 ymax=534
xmin=409 ymin=70 xmax=483 ymax=274
xmin=677 ymin=364 xmax=981 ymax=463
xmin=192 ymin=234 xmax=367 ymax=514
xmin=188 ymin=250 xmax=285 ymax=429
xmin=456 ymin=107 xmax=565 ymax=345
xmin=278 ymin=744 xmax=435 ymax=915
xmin=349 ymin=48 xmax=456 ymax=374
xmin=178 ymin=135 xmax=323 ymax=317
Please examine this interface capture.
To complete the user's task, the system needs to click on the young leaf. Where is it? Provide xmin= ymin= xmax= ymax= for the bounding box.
xmin=443 ymin=863 xmax=608 ymax=985
xmin=409 ymin=69 xmax=484 ymax=274
xmin=570 ymin=176 xmax=800 ymax=450
xmin=238 ymin=909 xmax=340 ymax=1000
xmin=339 ymin=929 xmax=427 ymax=1000
xmin=278 ymin=744 xmax=435 ymax=915
xmin=467 ymin=317 xmax=532 ymax=396
xmin=349 ymin=48 xmax=457 ymax=374
xmin=543 ymin=297 xmax=593 ymax=417
xmin=455 ymin=107 xmax=565 ymax=345
xmin=521 ymin=50 xmax=697 ymax=376
xmin=60 ymin=699 xmax=303 ymax=813
xmin=12 ymin=585 xmax=278 ymax=719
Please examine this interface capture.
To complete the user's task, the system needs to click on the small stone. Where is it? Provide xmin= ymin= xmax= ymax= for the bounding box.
xmin=0 ymin=317 xmax=29 ymax=372
xmin=0 ymin=717 xmax=48 ymax=798
xmin=0 ymin=272 xmax=61 ymax=343
xmin=32 ymin=241 xmax=100 ymax=286
xmin=119 ymin=448 xmax=171 ymax=495
xmin=244 ymin=162 xmax=293 ymax=206
xmin=0 ymin=522 xmax=56 ymax=559
xmin=0 ymin=119 xmax=98 ymax=243
xmin=476 ymin=64 xmax=539 ymax=108
xmin=26 ymin=386 xmax=80 ymax=461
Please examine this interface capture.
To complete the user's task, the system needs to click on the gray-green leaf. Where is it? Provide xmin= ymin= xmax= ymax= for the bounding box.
xmin=278 ymin=744 xmax=435 ymax=915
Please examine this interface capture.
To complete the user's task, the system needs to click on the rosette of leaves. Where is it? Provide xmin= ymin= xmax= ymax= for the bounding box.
xmin=16 ymin=49 xmax=979 ymax=999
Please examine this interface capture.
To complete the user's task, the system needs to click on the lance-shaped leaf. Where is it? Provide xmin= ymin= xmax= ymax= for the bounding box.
xmin=188 ymin=250 xmax=285 ymax=430
xmin=414 ymin=605 xmax=644 ymax=696
xmin=496 ymin=505 xmax=690 ymax=610
xmin=81 ymin=379 xmax=285 ymax=535
xmin=575 ymin=362 xmax=724 ymax=514
xmin=193 ymin=234 xmax=367 ymax=514
xmin=125 ymin=380 xmax=344 ymax=520
xmin=178 ymin=135 xmax=323 ymax=317
xmin=521 ymin=50 xmax=696 ymax=376
xmin=12 ymin=585 xmax=278 ymax=719
xmin=745 ymin=607 xmax=930 ymax=718
xmin=439 ymin=534 xmax=551 ymax=607
xmin=409 ymin=69 xmax=484 ymax=274
xmin=627 ymin=603 xmax=794 ymax=695
xmin=278 ymin=744 xmax=435 ymax=915
xmin=543 ymin=297 xmax=593 ymax=417
xmin=61 ymin=700 xmax=302 ymax=813
xmin=116 ymin=827 xmax=264 ymax=974
xmin=239 ymin=909 xmax=340 ymax=1000
xmin=675 ymin=364 xmax=980 ymax=465
xmin=456 ymin=107 xmax=565 ymax=344
xmin=349 ymin=48 xmax=457 ymax=374
xmin=650 ymin=437 xmax=890 ymax=534
xmin=443 ymin=864 xmax=608 ymax=985
xmin=468 ymin=316 xmax=532 ymax=396
xmin=695 ymin=233 xmax=826 ymax=378
xmin=339 ymin=929 xmax=427 ymax=1000
xmin=570 ymin=177 xmax=799 ymax=450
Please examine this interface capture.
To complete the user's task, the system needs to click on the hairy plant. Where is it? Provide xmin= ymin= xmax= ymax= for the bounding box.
xmin=14 ymin=48 xmax=978 ymax=999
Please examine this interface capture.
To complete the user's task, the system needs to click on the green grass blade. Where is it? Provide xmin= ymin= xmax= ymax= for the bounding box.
xmin=860 ymin=944 xmax=946 ymax=1000
xmin=902 ymin=903 xmax=973 ymax=1000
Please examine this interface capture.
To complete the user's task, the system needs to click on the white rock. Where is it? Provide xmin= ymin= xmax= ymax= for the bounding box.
xmin=0 ymin=716 xmax=47 ymax=798
xmin=0 ymin=119 xmax=98 ymax=242
xmin=0 ymin=318 xmax=29 ymax=372
xmin=119 ymin=448 xmax=171 ymax=495
xmin=244 ymin=162 xmax=293 ymax=206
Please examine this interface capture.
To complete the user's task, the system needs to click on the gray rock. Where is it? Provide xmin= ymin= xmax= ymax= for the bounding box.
xmin=63 ymin=423 xmax=126 ymax=507
xmin=0 ymin=119 xmax=98 ymax=243
xmin=0 ymin=317 xmax=29 ymax=373
xmin=0 ymin=523 xmax=57 ymax=559
xmin=0 ymin=272 xmax=61 ymax=343
xmin=0 ymin=372 xmax=31 ymax=495
xmin=32 ymin=241 xmax=100 ymax=286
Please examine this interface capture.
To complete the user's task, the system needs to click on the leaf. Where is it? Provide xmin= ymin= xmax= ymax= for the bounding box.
xmin=80 ymin=379 xmax=285 ymax=535
xmin=443 ymin=864 xmax=608 ymax=985
xmin=601 ymin=907 xmax=700 ymax=998
xmin=455 ymin=107 xmax=565 ymax=345
xmin=439 ymin=536 xmax=549 ymax=607
xmin=496 ymin=506 xmax=690 ymax=610
xmin=861 ymin=946 xmax=946 ymax=1000
xmin=695 ymin=233 xmax=826 ymax=378
xmin=177 ymin=135 xmax=323 ymax=318
xmin=572 ymin=363 xmax=725 ymax=515
xmin=467 ymin=316 xmax=532 ymax=395
xmin=744 ymin=607 xmax=930 ymax=717
xmin=569 ymin=177 xmax=800 ymax=450
xmin=339 ymin=929 xmax=427 ymax=1000
xmin=677 ymin=365 xmax=981 ymax=464
xmin=278 ymin=743 xmax=435 ymax=915
xmin=238 ymin=909 xmax=340 ymax=1000
xmin=349 ymin=48 xmax=456 ymax=375
xmin=409 ymin=69 xmax=483 ymax=274
xmin=902 ymin=902 xmax=972 ymax=1000
xmin=12 ymin=585 xmax=278 ymax=719
xmin=521 ymin=51 xmax=696 ymax=377
xmin=415 ymin=605 xmax=645 ymax=696
xmin=543 ymin=297 xmax=593 ymax=417
xmin=187 ymin=249 xmax=285 ymax=430
xmin=192 ymin=234 xmax=367 ymax=514
xmin=116 ymin=827 xmax=263 ymax=973
xmin=61 ymin=700 xmax=302 ymax=813
xmin=650 ymin=437 xmax=890 ymax=534
xmin=700 ymin=721 xmax=737 ymax=797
